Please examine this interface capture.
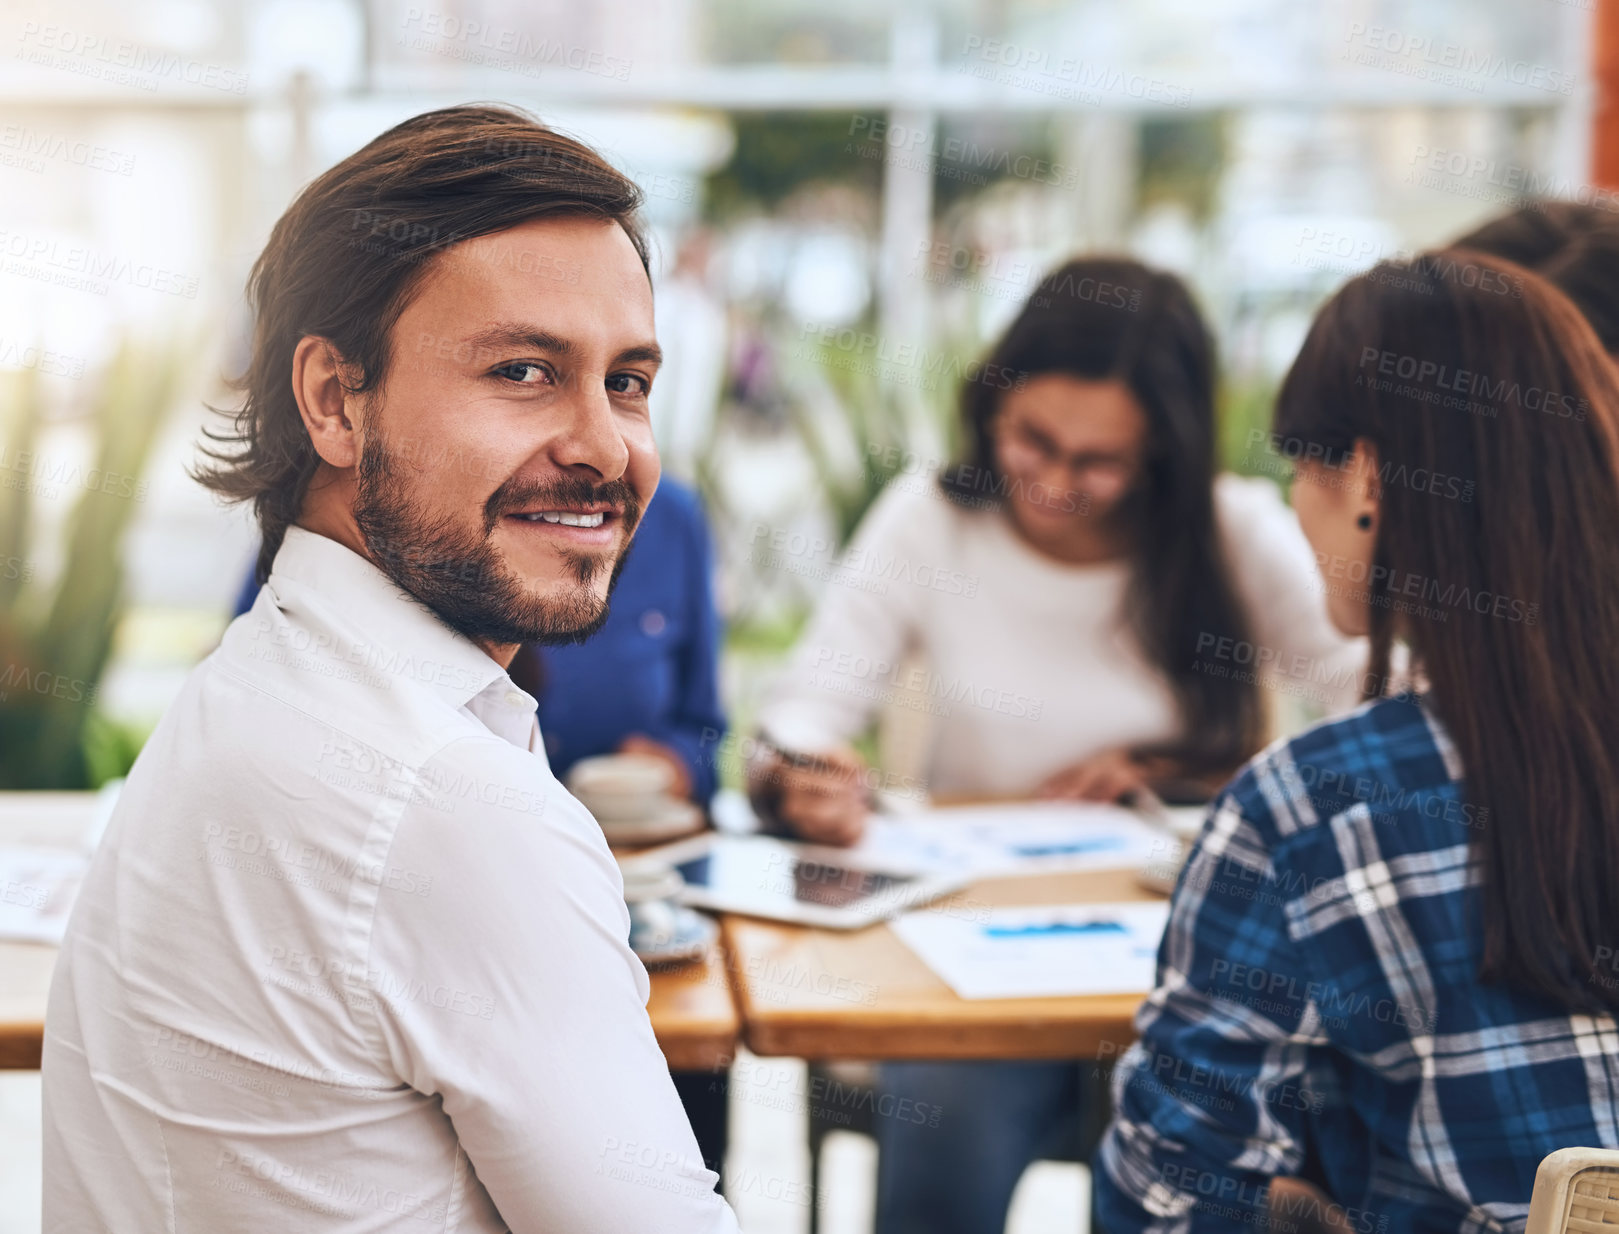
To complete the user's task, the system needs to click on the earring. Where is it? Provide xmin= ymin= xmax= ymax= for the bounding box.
xmin=1356 ymin=513 xmax=1373 ymax=531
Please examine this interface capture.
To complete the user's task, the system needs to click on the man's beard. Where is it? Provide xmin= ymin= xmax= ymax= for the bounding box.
xmin=352 ymin=426 xmax=641 ymax=648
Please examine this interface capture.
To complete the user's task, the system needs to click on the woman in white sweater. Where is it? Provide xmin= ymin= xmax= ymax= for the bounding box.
xmin=749 ymin=257 xmax=1363 ymax=1234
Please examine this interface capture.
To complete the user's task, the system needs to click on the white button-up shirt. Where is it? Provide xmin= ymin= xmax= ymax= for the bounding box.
xmin=42 ymin=526 xmax=739 ymax=1233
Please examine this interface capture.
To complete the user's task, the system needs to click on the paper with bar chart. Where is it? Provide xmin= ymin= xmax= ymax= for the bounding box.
xmin=891 ymin=901 xmax=1171 ymax=1000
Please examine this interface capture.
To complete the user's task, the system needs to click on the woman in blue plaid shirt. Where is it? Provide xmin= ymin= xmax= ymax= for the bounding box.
xmin=1096 ymin=249 xmax=1619 ymax=1232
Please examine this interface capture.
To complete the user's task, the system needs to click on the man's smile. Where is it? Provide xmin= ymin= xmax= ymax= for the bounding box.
xmin=499 ymin=503 xmax=625 ymax=547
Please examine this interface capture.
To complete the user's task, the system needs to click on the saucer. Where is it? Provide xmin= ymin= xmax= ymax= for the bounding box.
xmin=631 ymin=905 xmax=717 ymax=966
xmin=599 ymin=799 xmax=705 ymax=848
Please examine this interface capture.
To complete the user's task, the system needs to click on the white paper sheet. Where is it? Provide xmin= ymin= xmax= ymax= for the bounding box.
xmin=855 ymin=800 xmax=1173 ymax=877
xmin=0 ymin=846 xmax=88 ymax=944
xmin=891 ymin=900 xmax=1170 ymax=1000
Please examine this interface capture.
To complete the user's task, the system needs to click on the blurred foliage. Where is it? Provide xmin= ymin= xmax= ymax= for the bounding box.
xmin=704 ymin=111 xmax=883 ymax=220
xmin=1219 ymin=374 xmax=1287 ymax=490
xmin=0 ymin=339 xmax=184 ymax=789
xmin=80 ymin=711 xmax=151 ymax=787
xmin=723 ymin=606 xmax=808 ymax=657
xmin=779 ymin=318 xmax=956 ymax=547
xmin=1138 ymin=113 xmax=1227 ymax=222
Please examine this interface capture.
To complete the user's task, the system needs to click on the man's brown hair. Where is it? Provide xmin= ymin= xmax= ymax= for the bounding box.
xmin=195 ymin=104 xmax=649 ymax=581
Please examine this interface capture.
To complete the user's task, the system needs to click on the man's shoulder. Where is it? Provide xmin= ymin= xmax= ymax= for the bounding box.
xmin=407 ymin=730 xmax=563 ymax=826
xmin=213 ymin=606 xmax=494 ymax=766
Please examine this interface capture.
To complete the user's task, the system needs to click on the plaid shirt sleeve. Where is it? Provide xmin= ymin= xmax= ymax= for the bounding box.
xmin=1095 ymin=789 xmax=1338 ymax=1234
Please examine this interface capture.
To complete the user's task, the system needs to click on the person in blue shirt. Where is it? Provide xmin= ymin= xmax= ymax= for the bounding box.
xmin=1095 ymin=250 xmax=1619 ymax=1229
xmin=232 ymin=475 xmax=732 ymax=1176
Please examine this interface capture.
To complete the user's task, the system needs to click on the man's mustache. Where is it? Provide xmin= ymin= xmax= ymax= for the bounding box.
xmin=485 ymin=475 xmax=643 ymax=537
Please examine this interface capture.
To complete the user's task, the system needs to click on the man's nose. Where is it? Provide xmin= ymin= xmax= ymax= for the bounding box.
xmin=551 ymin=375 xmax=631 ymax=479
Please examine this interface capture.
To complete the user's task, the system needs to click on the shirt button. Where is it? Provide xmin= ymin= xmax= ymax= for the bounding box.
xmin=639 ymin=609 xmax=667 ymax=637
xmin=505 ymin=690 xmax=525 ymax=707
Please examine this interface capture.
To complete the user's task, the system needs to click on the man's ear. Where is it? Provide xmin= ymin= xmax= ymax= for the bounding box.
xmin=291 ymin=336 xmax=362 ymax=469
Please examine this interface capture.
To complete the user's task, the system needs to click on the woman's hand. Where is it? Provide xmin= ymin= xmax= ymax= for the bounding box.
xmin=1036 ymin=749 xmax=1156 ymax=803
xmin=752 ymin=744 xmax=870 ymax=847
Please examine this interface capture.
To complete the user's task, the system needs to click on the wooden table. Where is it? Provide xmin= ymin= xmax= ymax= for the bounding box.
xmin=644 ymin=942 xmax=740 ymax=1070
xmin=724 ymin=866 xmax=1166 ymax=1061
xmin=0 ymin=793 xmax=739 ymax=1073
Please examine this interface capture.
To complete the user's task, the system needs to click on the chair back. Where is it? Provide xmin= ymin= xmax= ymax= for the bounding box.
xmin=1525 ymin=1148 xmax=1619 ymax=1234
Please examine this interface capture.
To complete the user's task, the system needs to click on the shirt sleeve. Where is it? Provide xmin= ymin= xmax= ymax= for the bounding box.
xmin=1214 ymin=474 xmax=1368 ymax=715
xmin=751 ymin=481 xmax=937 ymax=753
xmin=364 ymin=737 xmax=739 ymax=1233
xmin=642 ymin=490 xmax=727 ymax=805
xmin=1094 ymin=794 xmax=1333 ymax=1233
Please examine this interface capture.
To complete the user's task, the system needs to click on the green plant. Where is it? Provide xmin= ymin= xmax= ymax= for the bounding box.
xmin=1219 ymin=373 xmax=1286 ymax=489
xmin=0 ymin=337 xmax=185 ymax=789
xmin=778 ymin=317 xmax=957 ymax=547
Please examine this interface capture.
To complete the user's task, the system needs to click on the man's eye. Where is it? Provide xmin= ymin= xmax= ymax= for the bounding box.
xmin=493 ymin=361 xmax=551 ymax=385
xmin=607 ymin=373 xmax=650 ymax=396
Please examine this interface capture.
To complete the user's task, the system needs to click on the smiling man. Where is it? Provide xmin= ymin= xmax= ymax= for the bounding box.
xmin=41 ymin=106 xmax=739 ymax=1233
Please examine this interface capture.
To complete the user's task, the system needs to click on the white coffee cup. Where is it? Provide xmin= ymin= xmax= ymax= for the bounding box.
xmin=567 ymin=753 xmax=676 ymax=822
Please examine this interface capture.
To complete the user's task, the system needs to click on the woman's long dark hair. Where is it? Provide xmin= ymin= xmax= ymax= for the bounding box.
xmin=939 ymin=257 xmax=1263 ymax=777
xmin=1275 ymin=248 xmax=1619 ymax=1016
xmin=1458 ymin=203 xmax=1619 ymax=353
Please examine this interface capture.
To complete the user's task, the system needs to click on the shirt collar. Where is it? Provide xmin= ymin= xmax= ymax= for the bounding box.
xmin=266 ymin=526 xmax=537 ymax=743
